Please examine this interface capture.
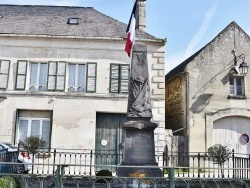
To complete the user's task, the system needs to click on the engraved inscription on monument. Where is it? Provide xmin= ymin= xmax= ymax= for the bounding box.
xmin=123 ymin=129 xmax=156 ymax=165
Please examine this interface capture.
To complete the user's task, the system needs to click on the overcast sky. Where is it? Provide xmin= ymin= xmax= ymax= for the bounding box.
xmin=1 ymin=0 xmax=250 ymax=74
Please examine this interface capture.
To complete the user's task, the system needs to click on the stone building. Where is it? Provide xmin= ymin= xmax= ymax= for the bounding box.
xmin=0 ymin=3 xmax=165 ymax=165
xmin=165 ymin=22 xmax=250 ymax=155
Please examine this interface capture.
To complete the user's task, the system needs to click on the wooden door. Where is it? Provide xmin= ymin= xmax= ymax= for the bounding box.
xmin=95 ymin=113 xmax=127 ymax=171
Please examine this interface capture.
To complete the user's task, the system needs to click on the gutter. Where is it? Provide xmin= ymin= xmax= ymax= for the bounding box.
xmin=0 ymin=33 xmax=165 ymax=43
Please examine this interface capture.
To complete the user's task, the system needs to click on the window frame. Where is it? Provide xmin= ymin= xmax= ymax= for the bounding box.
xmin=28 ymin=62 xmax=48 ymax=91
xmin=67 ymin=63 xmax=86 ymax=92
xmin=15 ymin=109 xmax=52 ymax=150
xmin=228 ymin=76 xmax=245 ymax=99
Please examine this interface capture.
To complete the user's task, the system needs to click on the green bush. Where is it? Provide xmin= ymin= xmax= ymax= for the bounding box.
xmin=0 ymin=176 xmax=21 ymax=188
xmin=96 ymin=169 xmax=113 ymax=183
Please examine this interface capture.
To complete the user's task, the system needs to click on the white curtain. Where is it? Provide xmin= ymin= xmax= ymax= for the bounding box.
xmin=39 ymin=63 xmax=47 ymax=89
xmin=68 ymin=64 xmax=76 ymax=89
xmin=30 ymin=63 xmax=38 ymax=88
xmin=18 ymin=120 xmax=28 ymax=142
xmin=77 ymin=64 xmax=85 ymax=90
xmin=31 ymin=120 xmax=40 ymax=137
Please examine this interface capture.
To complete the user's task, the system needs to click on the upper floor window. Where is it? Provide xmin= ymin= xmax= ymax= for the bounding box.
xmin=29 ymin=62 xmax=48 ymax=91
xmin=67 ymin=62 xmax=97 ymax=92
xmin=109 ymin=64 xmax=130 ymax=93
xmin=68 ymin=63 xmax=86 ymax=92
xmin=15 ymin=61 xmax=96 ymax=93
xmin=229 ymin=77 xmax=244 ymax=96
xmin=0 ymin=60 xmax=10 ymax=89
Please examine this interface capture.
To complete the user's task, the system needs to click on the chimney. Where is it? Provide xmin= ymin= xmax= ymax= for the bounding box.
xmin=136 ymin=0 xmax=146 ymax=31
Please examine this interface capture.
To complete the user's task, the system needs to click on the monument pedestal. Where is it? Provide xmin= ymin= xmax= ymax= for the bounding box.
xmin=117 ymin=120 xmax=162 ymax=178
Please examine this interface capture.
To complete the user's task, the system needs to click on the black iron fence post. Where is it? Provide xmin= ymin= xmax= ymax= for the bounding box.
xmin=90 ymin=150 xmax=93 ymax=176
xmin=53 ymin=149 xmax=56 ymax=175
xmin=198 ymin=153 xmax=200 ymax=178
xmin=232 ymin=149 xmax=235 ymax=178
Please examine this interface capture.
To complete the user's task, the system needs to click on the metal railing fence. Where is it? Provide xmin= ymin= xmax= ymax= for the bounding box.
xmin=1 ymin=148 xmax=250 ymax=178
xmin=0 ymin=164 xmax=250 ymax=188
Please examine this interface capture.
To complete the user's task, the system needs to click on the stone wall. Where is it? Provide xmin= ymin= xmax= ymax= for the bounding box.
xmin=165 ymin=75 xmax=186 ymax=134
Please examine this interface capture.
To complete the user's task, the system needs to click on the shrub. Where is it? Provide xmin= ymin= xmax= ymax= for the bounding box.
xmin=96 ymin=169 xmax=113 ymax=183
xmin=0 ymin=176 xmax=21 ymax=188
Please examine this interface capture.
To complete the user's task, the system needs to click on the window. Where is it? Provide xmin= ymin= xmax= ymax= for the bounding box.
xmin=16 ymin=110 xmax=52 ymax=149
xmin=15 ymin=61 xmax=96 ymax=93
xmin=0 ymin=60 xmax=10 ymax=89
xmin=67 ymin=18 xmax=79 ymax=25
xmin=68 ymin=63 xmax=86 ymax=92
xmin=109 ymin=64 xmax=130 ymax=93
xmin=29 ymin=62 xmax=48 ymax=90
xmin=229 ymin=77 xmax=244 ymax=96
xmin=67 ymin=62 xmax=96 ymax=92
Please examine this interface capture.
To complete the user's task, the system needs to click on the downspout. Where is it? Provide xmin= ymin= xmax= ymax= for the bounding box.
xmin=205 ymin=114 xmax=207 ymax=152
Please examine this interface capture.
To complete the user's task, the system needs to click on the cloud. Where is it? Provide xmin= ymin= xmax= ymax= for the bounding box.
xmin=185 ymin=1 xmax=219 ymax=58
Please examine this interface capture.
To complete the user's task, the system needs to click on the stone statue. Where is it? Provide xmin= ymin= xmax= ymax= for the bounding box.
xmin=127 ymin=42 xmax=152 ymax=119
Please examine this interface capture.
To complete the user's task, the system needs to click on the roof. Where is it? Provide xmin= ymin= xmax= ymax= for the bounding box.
xmin=165 ymin=21 xmax=249 ymax=81
xmin=0 ymin=4 xmax=157 ymax=40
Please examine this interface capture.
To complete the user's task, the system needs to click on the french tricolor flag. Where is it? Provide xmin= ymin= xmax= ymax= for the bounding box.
xmin=125 ymin=1 xmax=137 ymax=57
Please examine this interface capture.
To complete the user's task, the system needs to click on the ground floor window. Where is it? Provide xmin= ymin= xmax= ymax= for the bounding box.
xmin=16 ymin=110 xmax=52 ymax=150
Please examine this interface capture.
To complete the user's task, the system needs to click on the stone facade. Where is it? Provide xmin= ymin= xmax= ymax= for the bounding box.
xmin=165 ymin=22 xmax=250 ymax=154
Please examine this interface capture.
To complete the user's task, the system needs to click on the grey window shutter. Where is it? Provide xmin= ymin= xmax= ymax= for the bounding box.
xmin=16 ymin=60 xmax=27 ymax=90
xmin=0 ymin=60 xmax=10 ymax=89
xmin=120 ymin=64 xmax=130 ymax=93
xmin=86 ymin=63 xmax=96 ymax=92
xmin=110 ymin=64 xmax=119 ymax=93
xmin=48 ymin=61 xmax=65 ymax=91
xmin=56 ymin=62 xmax=66 ymax=91
xmin=48 ymin=62 xmax=57 ymax=90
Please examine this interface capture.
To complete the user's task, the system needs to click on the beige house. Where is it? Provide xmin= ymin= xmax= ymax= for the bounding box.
xmin=165 ymin=22 xmax=250 ymax=155
xmin=0 ymin=4 xmax=165 ymax=164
